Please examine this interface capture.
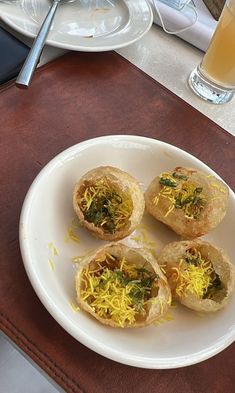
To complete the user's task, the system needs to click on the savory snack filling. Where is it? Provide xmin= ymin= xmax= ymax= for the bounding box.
xmin=73 ymin=166 xmax=145 ymax=241
xmin=145 ymin=167 xmax=229 ymax=238
xmin=81 ymin=253 xmax=159 ymax=327
xmin=171 ymin=248 xmax=223 ymax=300
xmin=79 ymin=178 xmax=132 ymax=234
xmin=154 ymin=171 xmax=207 ymax=219
xmin=75 ymin=243 xmax=171 ymax=327
xmin=159 ymin=240 xmax=235 ymax=312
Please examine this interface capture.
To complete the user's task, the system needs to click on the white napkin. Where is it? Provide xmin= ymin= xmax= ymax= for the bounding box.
xmin=149 ymin=0 xmax=217 ymax=52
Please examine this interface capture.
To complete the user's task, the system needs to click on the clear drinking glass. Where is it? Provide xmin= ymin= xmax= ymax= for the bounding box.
xmin=188 ymin=0 xmax=235 ymax=104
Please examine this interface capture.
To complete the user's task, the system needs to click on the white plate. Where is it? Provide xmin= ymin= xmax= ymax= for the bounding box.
xmin=19 ymin=135 xmax=235 ymax=369
xmin=0 ymin=0 xmax=153 ymax=51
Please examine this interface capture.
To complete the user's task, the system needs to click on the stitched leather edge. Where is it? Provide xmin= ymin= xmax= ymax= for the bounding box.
xmin=0 ymin=312 xmax=85 ymax=393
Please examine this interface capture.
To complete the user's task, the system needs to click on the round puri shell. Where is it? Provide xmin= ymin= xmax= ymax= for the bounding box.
xmin=73 ymin=166 xmax=145 ymax=241
xmin=158 ymin=240 xmax=235 ymax=312
xmin=145 ymin=167 xmax=229 ymax=239
xmin=75 ymin=243 xmax=172 ymax=328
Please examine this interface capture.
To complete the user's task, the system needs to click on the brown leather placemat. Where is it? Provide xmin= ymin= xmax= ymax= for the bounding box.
xmin=0 ymin=51 xmax=234 ymax=393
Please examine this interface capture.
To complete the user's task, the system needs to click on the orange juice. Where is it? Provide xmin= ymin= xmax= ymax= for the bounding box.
xmin=201 ymin=2 xmax=235 ymax=87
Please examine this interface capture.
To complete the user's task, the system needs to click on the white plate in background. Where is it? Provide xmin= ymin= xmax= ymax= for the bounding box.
xmin=19 ymin=135 xmax=235 ymax=368
xmin=0 ymin=0 xmax=153 ymax=51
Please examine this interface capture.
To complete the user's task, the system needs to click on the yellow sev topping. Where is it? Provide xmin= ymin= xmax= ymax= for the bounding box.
xmin=48 ymin=242 xmax=59 ymax=256
xmin=210 ymin=182 xmax=227 ymax=194
xmin=65 ymin=218 xmax=80 ymax=244
xmin=81 ymin=254 xmax=159 ymax=327
xmin=171 ymin=248 xmax=221 ymax=299
xmin=153 ymin=171 xmax=207 ymax=219
xmin=78 ymin=178 xmax=133 ymax=234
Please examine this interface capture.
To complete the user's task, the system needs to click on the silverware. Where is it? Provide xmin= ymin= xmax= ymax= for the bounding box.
xmin=16 ymin=0 xmax=62 ymax=88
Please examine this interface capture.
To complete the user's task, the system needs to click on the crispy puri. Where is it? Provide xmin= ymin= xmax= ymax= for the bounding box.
xmin=145 ymin=167 xmax=229 ymax=239
xmin=75 ymin=243 xmax=172 ymax=328
xmin=158 ymin=240 xmax=235 ymax=312
xmin=73 ymin=166 xmax=145 ymax=241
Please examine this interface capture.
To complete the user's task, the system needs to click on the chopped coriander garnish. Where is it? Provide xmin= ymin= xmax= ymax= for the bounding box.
xmin=155 ymin=171 xmax=207 ymax=219
xmin=81 ymin=255 xmax=159 ymax=327
xmin=79 ymin=178 xmax=132 ymax=233
xmin=173 ymin=248 xmax=223 ymax=300
xmin=159 ymin=177 xmax=177 ymax=187
xmin=172 ymin=172 xmax=188 ymax=180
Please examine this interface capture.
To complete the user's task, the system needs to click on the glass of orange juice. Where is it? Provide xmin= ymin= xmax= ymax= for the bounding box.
xmin=188 ymin=0 xmax=235 ymax=104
